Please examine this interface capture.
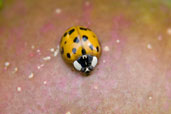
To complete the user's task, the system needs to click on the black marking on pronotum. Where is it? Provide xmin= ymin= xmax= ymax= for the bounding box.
xmin=69 ymin=29 xmax=75 ymax=35
xmin=72 ymin=48 xmax=76 ymax=54
xmin=73 ymin=37 xmax=79 ymax=43
xmin=82 ymin=48 xmax=86 ymax=55
xmin=96 ymin=46 xmax=99 ymax=52
xmin=80 ymin=27 xmax=87 ymax=31
xmin=82 ymin=35 xmax=88 ymax=41
xmin=67 ymin=53 xmax=71 ymax=58
xmin=61 ymin=47 xmax=64 ymax=54
xmin=89 ymin=45 xmax=93 ymax=50
xmin=63 ymin=32 xmax=67 ymax=37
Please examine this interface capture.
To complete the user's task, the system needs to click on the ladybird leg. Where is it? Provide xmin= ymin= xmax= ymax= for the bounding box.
xmin=81 ymin=67 xmax=86 ymax=72
xmin=89 ymin=66 xmax=93 ymax=71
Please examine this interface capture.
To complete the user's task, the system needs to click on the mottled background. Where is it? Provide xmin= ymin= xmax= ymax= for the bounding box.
xmin=0 ymin=0 xmax=171 ymax=114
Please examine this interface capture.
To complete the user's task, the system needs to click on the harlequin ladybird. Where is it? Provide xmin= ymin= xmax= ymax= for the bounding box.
xmin=60 ymin=26 xmax=101 ymax=74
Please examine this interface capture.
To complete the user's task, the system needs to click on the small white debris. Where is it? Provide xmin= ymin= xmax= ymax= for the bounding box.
xmin=147 ymin=44 xmax=152 ymax=49
xmin=56 ymin=8 xmax=61 ymax=14
xmin=4 ymin=62 xmax=10 ymax=67
xmin=50 ymin=48 xmax=55 ymax=52
xmin=149 ymin=96 xmax=152 ymax=100
xmin=54 ymin=49 xmax=59 ymax=57
xmin=37 ymin=64 xmax=44 ymax=70
xmin=116 ymin=39 xmax=120 ymax=43
xmin=158 ymin=35 xmax=162 ymax=40
xmin=28 ymin=72 xmax=34 ymax=79
xmin=17 ymin=87 xmax=22 ymax=92
xmin=104 ymin=46 xmax=110 ymax=52
xmin=31 ymin=45 xmax=35 ymax=49
xmin=53 ymin=45 xmax=59 ymax=57
xmin=167 ymin=28 xmax=171 ymax=35
xmin=43 ymin=56 xmax=51 ymax=61
xmin=43 ymin=81 xmax=47 ymax=85
xmin=103 ymin=60 xmax=106 ymax=63
xmin=94 ymin=85 xmax=98 ymax=89
xmin=37 ymin=49 xmax=40 ymax=53
xmin=66 ymin=112 xmax=71 ymax=114
xmin=12 ymin=67 xmax=18 ymax=73
xmin=37 ymin=66 xmax=41 ymax=70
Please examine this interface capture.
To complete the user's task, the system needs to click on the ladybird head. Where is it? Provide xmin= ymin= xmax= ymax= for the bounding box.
xmin=73 ymin=55 xmax=98 ymax=75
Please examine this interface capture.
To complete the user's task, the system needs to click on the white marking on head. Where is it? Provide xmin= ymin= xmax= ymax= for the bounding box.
xmin=73 ymin=60 xmax=82 ymax=71
xmin=92 ymin=56 xmax=98 ymax=67
xmin=82 ymin=55 xmax=87 ymax=59
xmin=85 ymin=68 xmax=90 ymax=72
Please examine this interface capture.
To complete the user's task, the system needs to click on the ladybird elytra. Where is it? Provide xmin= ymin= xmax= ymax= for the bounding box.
xmin=60 ymin=26 xmax=101 ymax=74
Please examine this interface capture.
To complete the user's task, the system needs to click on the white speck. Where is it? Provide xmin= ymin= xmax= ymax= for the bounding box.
xmin=94 ymin=85 xmax=98 ymax=89
xmin=31 ymin=45 xmax=35 ymax=49
xmin=43 ymin=56 xmax=51 ymax=61
xmin=104 ymin=46 xmax=110 ymax=52
xmin=4 ymin=62 xmax=10 ymax=67
xmin=116 ymin=39 xmax=120 ymax=43
xmin=12 ymin=67 xmax=18 ymax=73
xmin=54 ymin=46 xmax=59 ymax=57
xmin=103 ymin=60 xmax=106 ymax=63
xmin=149 ymin=96 xmax=152 ymax=100
xmin=147 ymin=44 xmax=152 ymax=49
xmin=17 ymin=87 xmax=22 ymax=92
xmin=43 ymin=81 xmax=47 ymax=85
xmin=157 ymin=35 xmax=162 ymax=40
xmin=56 ymin=8 xmax=61 ymax=14
xmin=66 ymin=112 xmax=71 ymax=114
xmin=37 ymin=64 xmax=44 ymax=70
xmin=50 ymin=48 xmax=55 ymax=52
xmin=37 ymin=66 xmax=41 ymax=69
xmin=4 ymin=62 xmax=10 ymax=69
xmin=167 ymin=28 xmax=171 ymax=35
xmin=85 ymin=1 xmax=90 ymax=6
xmin=54 ymin=49 xmax=59 ymax=57
xmin=37 ymin=49 xmax=40 ymax=53
xmin=28 ymin=72 xmax=34 ymax=79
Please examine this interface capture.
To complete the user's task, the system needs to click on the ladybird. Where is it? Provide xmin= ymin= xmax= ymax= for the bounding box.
xmin=60 ymin=26 xmax=101 ymax=74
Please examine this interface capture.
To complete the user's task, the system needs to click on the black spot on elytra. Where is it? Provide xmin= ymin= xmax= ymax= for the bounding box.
xmin=96 ymin=46 xmax=99 ymax=52
xmin=72 ymin=48 xmax=76 ymax=54
xmin=80 ymin=27 xmax=87 ymax=31
xmin=64 ymin=41 xmax=67 ymax=44
xmin=73 ymin=37 xmax=79 ymax=43
xmin=69 ymin=29 xmax=75 ymax=35
xmin=82 ymin=35 xmax=88 ymax=41
xmin=82 ymin=48 xmax=86 ymax=55
xmin=67 ymin=53 xmax=71 ymax=58
xmin=61 ymin=47 xmax=64 ymax=54
xmin=89 ymin=45 xmax=93 ymax=50
xmin=63 ymin=32 xmax=67 ymax=37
